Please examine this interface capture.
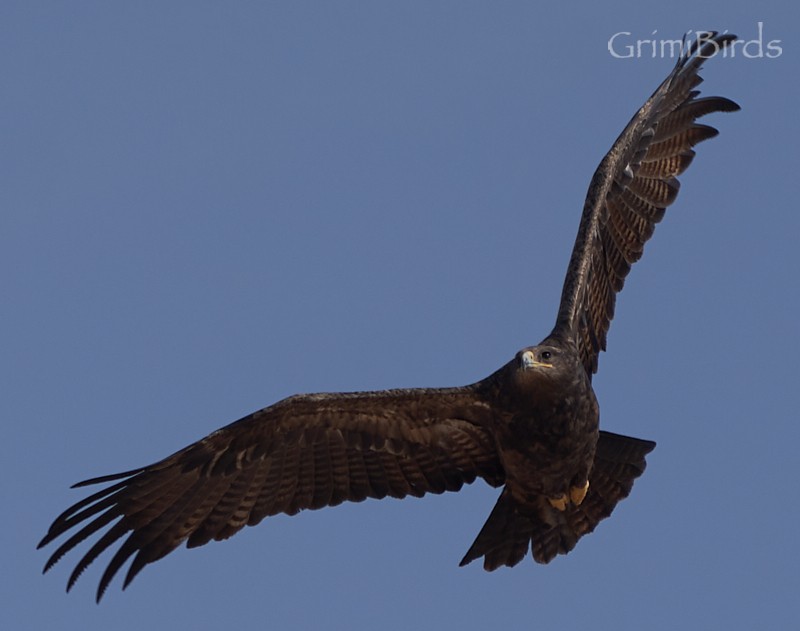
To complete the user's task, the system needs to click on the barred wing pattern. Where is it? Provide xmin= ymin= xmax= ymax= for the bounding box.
xmin=554 ymin=33 xmax=739 ymax=375
xmin=38 ymin=387 xmax=503 ymax=601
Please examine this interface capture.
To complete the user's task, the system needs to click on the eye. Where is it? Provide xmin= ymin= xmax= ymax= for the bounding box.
xmin=541 ymin=350 xmax=552 ymax=360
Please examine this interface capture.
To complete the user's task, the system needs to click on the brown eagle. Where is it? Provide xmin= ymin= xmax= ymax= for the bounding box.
xmin=39 ymin=32 xmax=738 ymax=601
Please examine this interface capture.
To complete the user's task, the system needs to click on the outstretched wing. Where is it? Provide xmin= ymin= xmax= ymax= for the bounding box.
xmin=553 ymin=32 xmax=739 ymax=375
xmin=38 ymin=387 xmax=503 ymax=601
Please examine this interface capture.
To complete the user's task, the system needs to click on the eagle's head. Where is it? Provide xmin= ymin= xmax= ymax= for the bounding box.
xmin=498 ymin=342 xmax=587 ymax=408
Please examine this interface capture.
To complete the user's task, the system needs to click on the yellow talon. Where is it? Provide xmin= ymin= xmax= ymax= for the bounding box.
xmin=548 ymin=494 xmax=568 ymax=511
xmin=570 ymin=480 xmax=589 ymax=506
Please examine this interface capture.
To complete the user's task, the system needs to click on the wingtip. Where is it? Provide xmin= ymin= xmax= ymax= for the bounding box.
xmin=676 ymin=31 xmax=737 ymax=71
xmin=42 ymin=550 xmax=61 ymax=574
xmin=696 ymin=31 xmax=738 ymax=58
xmin=71 ymin=467 xmax=144 ymax=488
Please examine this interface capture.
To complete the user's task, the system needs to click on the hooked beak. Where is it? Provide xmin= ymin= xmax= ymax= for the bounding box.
xmin=521 ymin=350 xmax=553 ymax=370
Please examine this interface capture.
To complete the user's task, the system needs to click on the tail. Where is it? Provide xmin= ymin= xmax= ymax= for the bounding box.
xmin=459 ymin=431 xmax=656 ymax=570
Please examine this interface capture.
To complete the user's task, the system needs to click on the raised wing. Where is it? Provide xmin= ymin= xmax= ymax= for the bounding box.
xmin=553 ymin=32 xmax=739 ymax=375
xmin=38 ymin=387 xmax=503 ymax=601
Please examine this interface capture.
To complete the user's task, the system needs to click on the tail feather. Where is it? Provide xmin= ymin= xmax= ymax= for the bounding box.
xmin=459 ymin=488 xmax=531 ymax=570
xmin=460 ymin=430 xmax=655 ymax=569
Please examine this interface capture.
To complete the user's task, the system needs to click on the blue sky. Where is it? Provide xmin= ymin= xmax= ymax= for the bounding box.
xmin=4 ymin=2 xmax=798 ymax=629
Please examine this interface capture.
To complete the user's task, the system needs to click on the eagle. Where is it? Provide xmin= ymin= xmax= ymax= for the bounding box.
xmin=39 ymin=32 xmax=738 ymax=601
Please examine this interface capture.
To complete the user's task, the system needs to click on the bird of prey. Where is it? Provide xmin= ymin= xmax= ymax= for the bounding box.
xmin=39 ymin=32 xmax=738 ymax=601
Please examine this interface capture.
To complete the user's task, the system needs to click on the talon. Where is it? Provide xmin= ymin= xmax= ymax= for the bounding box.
xmin=570 ymin=480 xmax=589 ymax=506
xmin=548 ymin=494 xmax=568 ymax=511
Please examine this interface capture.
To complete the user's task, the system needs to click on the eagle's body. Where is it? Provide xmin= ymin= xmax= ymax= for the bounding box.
xmin=493 ymin=342 xmax=598 ymax=507
xmin=459 ymin=339 xmax=604 ymax=568
xmin=39 ymin=32 xmax=738 ymax=601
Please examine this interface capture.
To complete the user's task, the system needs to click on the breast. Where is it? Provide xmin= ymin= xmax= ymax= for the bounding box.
xmin=495 ymin=390 xmax=599 ymax=501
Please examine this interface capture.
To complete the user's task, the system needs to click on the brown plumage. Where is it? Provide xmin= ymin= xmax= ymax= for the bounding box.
xmin=39 ymin=32 xmax=738 ymax=601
